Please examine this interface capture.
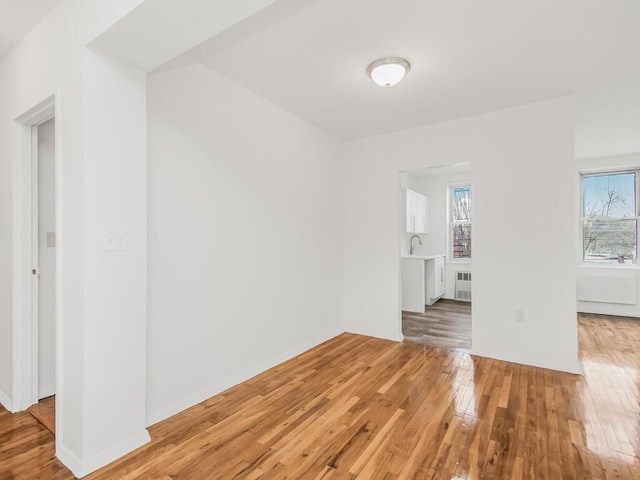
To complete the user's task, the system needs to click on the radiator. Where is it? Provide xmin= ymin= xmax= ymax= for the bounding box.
xmin=577 ymin=275 xmax=636 ymax=305
xmin=455 ymin=271 xmax=472 ymax=301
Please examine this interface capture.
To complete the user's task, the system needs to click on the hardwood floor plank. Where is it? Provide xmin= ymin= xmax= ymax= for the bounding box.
xmin=402 ymin=299 xmax=472 ymax=350
xmin=27 ymin=396 xmax=55 ymax=435
xmin=2 ymin=314 xmax=640 ymax=479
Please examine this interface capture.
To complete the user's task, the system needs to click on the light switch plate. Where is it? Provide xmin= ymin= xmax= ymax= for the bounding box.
xmin=46 ymin=232 xmax=56 ymax=248
xmin=104 ymin=231 xmax=127 ymax=252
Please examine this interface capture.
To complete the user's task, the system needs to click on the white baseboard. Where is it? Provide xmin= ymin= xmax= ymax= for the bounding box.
xmin=577 ymin=303 xmax=640 ymax=318
xmin=57 ymin=430 xmax=151 ymax=478
xmin=470 ymin=347 xmax=583 ymax=375
xmin=146 ymin=328 xmax=343 ymax=427
xmin=0 ymin=388 xmax=12 ymax=412
xmin=56 ymin=443 xmax=84 ymax=478
xmin=345 ymin=329 xmax=404 ymax=343
xmin=38 ymin=386 xmax=55 ymax=400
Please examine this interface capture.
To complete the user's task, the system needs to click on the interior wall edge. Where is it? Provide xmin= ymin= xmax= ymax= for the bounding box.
xmin=57 ymin=429 xmax=151 ymax=479
xmin=0 ymin=388 xmax=13 ymax=412
xmin=469 ymin=347 xmax=583 ymax=376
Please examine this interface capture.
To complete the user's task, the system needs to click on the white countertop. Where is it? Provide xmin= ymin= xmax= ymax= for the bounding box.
xmin=401 ymin=254 xmax=445 ymax=260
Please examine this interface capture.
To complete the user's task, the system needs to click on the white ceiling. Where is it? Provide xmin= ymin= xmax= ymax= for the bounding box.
xmin=188 ymin=0 xmax=640 ymax=156
xmin=407 ymin=163 xmax=471 ymax=178
xmin=0 ymin=0 xmax=59 ymax=59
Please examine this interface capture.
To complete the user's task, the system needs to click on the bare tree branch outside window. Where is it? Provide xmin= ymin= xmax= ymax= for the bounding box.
xmin=582 ymin=172 xmax=637 ymax=263
xmin=451 ymin=186 xmax=471 ymax=259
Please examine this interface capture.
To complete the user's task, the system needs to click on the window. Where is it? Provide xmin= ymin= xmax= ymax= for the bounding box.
xmin=581 ymin=171 xmax=638 ymax=264
xmin=450 ymin=184 xmax=471 ymax=260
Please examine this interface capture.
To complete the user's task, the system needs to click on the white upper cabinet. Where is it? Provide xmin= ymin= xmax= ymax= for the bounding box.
xmin=405 ymin=188 xmax=429 ymax=233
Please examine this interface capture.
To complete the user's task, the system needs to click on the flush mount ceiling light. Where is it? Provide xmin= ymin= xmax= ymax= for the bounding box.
xmin=367 ymin=57 xmax=411 ymax=88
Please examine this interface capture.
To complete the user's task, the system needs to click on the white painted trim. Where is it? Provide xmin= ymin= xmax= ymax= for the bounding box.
xmin=578 ymin=168 xmax=640 ymax=265
xmin=0 ymin=388 xmax=13 ymax=412
xmin=11 ymin=94 xmax=56 ymax=412
xmin=12 ymin=121 xmax=37 ymax=411
xmin=396 ymin=183 xmax=406 ymax=340
xmin=57 ymin=431 xmax=151 ymax=479
xmin=55 ymin=443 xmax=84 ymax=478
xmin=15 ymin=96 xmax=56 ymax=126
xmin=11 ymin=122 xmax=27 ymax=412
xmin=446 ymin=181 xmax=472 ymax=263
xmin=346 ymin=329 xmax=404 ymax=343
xmin=38 ymin=387 xmax=56 ymax=400
xmin=52 ymin=95 xmax=65 ymax=465
xmin=577 ymin=304 xmax=640 ymax=318
xmin=146 ymin=329 xmax=344 ymax=427
xmin=30 ymin=127 xmax=40 ymax=405
xmin=470 ymin=347 xmax=583 ymax=375
xmin=578 ymin=263 xmax=640 ymax=269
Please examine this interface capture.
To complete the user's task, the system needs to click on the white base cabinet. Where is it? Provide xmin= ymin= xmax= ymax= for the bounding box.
xmin=401 ymin=255 xmax=446 ymax=313
xmin=425 ymin=256 xmax=445 ymax=304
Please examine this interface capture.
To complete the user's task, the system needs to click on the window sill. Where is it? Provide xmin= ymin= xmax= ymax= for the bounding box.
xmin=448 ymin=258 xmax=472 ymax=264
xmin=579 ymin=263 xmax=640 ymax=269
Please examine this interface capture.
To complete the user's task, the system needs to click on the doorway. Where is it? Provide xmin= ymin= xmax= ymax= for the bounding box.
xmin=26 ymin=117 xmax=57 ymax=434
xmin=12 ymin=96 xmax=58 ymax=433
xmin=399 ymin=163 xmax=472 ymax=350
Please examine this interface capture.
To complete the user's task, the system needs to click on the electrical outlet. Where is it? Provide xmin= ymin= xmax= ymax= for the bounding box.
xmin=104 ymin=231 xmax=127 ymax=252
xmin=515 ymin=309 xmax=525 ymax=322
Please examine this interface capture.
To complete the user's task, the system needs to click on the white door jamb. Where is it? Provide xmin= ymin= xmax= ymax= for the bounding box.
xmin=12 ymin=95 xmax=56 ymax=412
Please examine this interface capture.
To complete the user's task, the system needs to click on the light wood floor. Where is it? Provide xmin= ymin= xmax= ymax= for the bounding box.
xmin=1 ymin=313 xmax=639 ymax=479
xmin=402 ymin=299 xmax=472 ymax=350
xmin=27 ymin=395 xmax=55 ymax=435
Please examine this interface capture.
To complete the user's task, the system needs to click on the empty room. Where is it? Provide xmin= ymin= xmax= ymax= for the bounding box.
xmin=0 ymin=1 xmax=639 ymax=479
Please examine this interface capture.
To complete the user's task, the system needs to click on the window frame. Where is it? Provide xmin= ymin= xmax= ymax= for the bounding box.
xmin=580 ymin=168 xmax=640 ymax=265
xmin=447 ymin=182 xmax=471 ymax=263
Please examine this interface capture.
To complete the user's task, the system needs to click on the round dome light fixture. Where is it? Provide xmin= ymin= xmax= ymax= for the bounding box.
xmin=367 ymin=57 xmax=411 ymax=88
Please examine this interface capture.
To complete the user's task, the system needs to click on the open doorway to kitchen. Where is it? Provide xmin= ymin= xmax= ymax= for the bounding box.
xmin=400 ymin=163 xmax=472 ymax=350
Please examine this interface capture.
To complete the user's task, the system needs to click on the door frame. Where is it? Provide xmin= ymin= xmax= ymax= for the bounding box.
xmin=12 ymin=95 xmax=58 ymax=412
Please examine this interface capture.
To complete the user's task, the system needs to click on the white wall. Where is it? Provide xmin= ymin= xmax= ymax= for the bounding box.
xmin=0 ymin=1 xmax=335 ymax=475
xmin=1 ymin=0 xmax=89 ymax=458
xmin=403 ymin=168 xmax=471 ymax=300
xmin=0 ymin=0 xmax=150 ymax=475
xmin=577 ymin=152 xmax=640 ymax=318
xmin=146 ymin=60 xmax=343 ymax=424
xmin=81 ymin=51 xmax=149 ymax=470
xmin=0 ymin=1 xmax=294 ymax=475
xmin=343 ymin=97 xmax=580 ymax=374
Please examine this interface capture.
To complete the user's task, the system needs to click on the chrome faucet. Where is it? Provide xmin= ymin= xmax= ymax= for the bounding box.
xmin=409 ymin=234 xmax=422 ymax=255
